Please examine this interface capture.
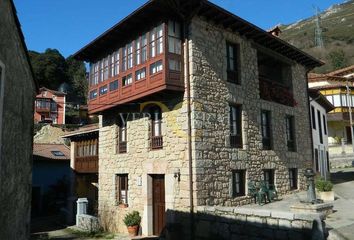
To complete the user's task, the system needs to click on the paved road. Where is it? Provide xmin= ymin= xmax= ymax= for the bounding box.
xmin=327 ymin=168 xmax=354 ymax=239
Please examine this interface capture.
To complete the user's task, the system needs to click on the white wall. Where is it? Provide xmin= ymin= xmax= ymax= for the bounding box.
xmin=310 ymin=97 xmax=330 ymax=178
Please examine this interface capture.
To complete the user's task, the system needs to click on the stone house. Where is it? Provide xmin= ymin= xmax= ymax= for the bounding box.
xmin=74 ymin=0 xmax=322 ymax=237
xmin=0 ymin=0 xmax=38 ymax=239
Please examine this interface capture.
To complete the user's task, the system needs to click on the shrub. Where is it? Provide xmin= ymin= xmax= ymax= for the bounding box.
xmin=315 ymin=177 xmax=333 ymax=192
xmin=123 ymin=211 xmax=141 ymax=227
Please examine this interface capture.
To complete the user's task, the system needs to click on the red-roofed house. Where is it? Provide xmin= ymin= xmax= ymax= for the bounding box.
xmin=34 ymin=87 xmax=66 ymax=124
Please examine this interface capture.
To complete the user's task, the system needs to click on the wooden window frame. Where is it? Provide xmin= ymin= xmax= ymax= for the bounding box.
xmin=286 ymin=115 xmax=296 ymax=152
xmin=141 ymin=33 xmax=148 ymax=63
xmin=103 ymin=57 xmax=109 ymax=80
xmin=261 ymin=110 xmax=272 ymax=150
xmin=289 ymin=168 xmax=298 ymax=190
xmin=232 ymin=170 xmax=246 ymax=197
xmin=127 ymin=42 xmax=134 ymax=69
xmin=118 ymin=124 xmax=127 ymax=153
xmin=229 ymin=105 xmax=242 ymax=148
xmin=151 ymin=107 xmax=163 ymax=150
xmin=116 ymin=174 xmax=128 ymax=205
xmin=226 ymin=41 xmax=240 ymax=84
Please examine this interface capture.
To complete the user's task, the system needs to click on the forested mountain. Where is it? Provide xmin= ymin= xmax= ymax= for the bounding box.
xmin=29 ymin=49 xmax=87 ymax=103
xmin=280 ymin=0 xmax=354 ymax=73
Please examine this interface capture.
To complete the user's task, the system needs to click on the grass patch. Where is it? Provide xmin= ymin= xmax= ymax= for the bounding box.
xmin=66 ymin=228 xmax=115 ymax=239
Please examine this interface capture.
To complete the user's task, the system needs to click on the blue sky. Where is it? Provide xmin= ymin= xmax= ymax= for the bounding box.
xmin=14 ymin=0 xmax=345 ymax=58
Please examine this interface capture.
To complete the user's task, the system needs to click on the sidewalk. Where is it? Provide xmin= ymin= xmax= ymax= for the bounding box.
xmin=247 ymin=168 xmax=354 ymax=240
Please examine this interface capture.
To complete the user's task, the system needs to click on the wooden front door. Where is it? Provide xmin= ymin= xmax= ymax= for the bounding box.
xmin=152 ymin=175 xmax=165 ymax=236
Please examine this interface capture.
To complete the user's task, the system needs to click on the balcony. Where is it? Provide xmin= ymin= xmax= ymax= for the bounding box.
xmin=36 ymin=106 xmax=51 ymax=112
xmin=151 ymin=136 xmax=163 ymax=150
xmin=259 ymin=77 xmax=296 ymax=107
xmin=87 ymin=22 xmax=184 ymax=114
xmin=74 ymin=156 xmax=98 ymax=173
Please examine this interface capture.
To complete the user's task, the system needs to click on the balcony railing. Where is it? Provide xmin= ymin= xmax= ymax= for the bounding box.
xmin=36 ymin=106 xmax=51 ymax=112
xmin=151 ymin=136 xmax=163 ymax=150
xmin=75 ymin=156 xmax=98 ymax=173
xmin=259 ymin=77 xmax=296 ymax=107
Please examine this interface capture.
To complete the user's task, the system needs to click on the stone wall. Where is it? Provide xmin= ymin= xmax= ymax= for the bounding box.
xmin=77 ymin=214 xmax=101 ymax=232
xmin=0 ymin=0 xmax=36 ymax=239
xmin=189 ymin=16 xmax=313 ymax=206
xmin=193 ymin=206 xmax=326 ymax=240
xmin=98 ymin=99 xmax=191 ymax=235
xmin=97 ymin=15 xmax=314 ymax=237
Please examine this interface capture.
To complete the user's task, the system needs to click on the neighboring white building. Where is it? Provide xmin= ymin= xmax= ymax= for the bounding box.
xmin=309 ymin=89 xmax=335 ymax=179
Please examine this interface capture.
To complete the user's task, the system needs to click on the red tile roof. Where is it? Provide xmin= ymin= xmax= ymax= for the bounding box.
xmin=33 ymin=143 xmax=70 ymax=161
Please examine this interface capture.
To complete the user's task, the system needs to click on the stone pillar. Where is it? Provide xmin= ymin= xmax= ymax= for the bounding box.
xmin=76 ymin=198 xmax=88 ymax=226
xmin=304 ymin=168 xmax=317 ymax=203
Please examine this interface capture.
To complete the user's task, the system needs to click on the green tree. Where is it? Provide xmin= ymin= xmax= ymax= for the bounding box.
xmin=66 ymin=56 xmax=88 ymax=103
xmin=328 ymin=49 xmax=347 ymax=70
xmin=29 ymin=49 xmax=68 ymax=89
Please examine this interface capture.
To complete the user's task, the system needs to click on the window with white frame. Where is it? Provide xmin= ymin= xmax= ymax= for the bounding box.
xmin=99 ymin=60 xmax=104 ymax=82
xmin=110 ymin=54 xmax=115 ymax=77
xmin=103 ymin=57 xmax=109 ymax=80
xmin=116 ymin=174 xmax=128 ymax=205
xmin=122 ymin=74 xmax=132 ymax=86
xmin=127 ymin=42 xmax=133 ymax=69
xmin=135 ymin=37 xmax=141 ymax=65
xmin=156 ymin=24 xmax=164 ymax=55
xmin=122 ymin=46 xmax=127 ymax=72
xmin=150 ymin=60 xmax=163 ymax=75
xmin=135 ymin=68 xmax=146 ymax=81
xmin=114 ymin=51 xmax=120 ymax=76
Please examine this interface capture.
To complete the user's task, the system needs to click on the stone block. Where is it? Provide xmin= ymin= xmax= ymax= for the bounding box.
xmin=278 ymin=219 xmax=292 ymax=230
xmin=271 ymin=211 xmax=295 ymax=220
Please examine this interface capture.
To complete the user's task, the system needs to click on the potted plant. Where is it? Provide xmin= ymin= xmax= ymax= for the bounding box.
xmin=123 ymin=211 xmax=141 ymax=237
xmin=315 ymin=177 xmax=334 ymax=201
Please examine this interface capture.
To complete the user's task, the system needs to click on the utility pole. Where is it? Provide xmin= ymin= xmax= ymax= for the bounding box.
xmin=346 ymin=80 xmax=354 ymax=153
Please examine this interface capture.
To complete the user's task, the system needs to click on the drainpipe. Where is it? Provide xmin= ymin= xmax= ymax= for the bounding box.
xmin=306 ymin=69 xmax=315 ymax=174
xmin=184 ymin=20 xmax=194 ymax=240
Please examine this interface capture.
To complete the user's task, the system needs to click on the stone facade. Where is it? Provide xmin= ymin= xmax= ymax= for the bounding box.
xmin=194 ymin=206 xmax=326 ymax=240
xmin=0 ymin=0 xmax=37 ymax=239
xmin=190 ymin=17 xmax=312 ymax=207
xmin=97 ymin=14 xmax=314 ymax=238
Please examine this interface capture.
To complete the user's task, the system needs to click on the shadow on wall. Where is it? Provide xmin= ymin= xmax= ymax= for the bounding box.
xmin=156 ymin=209 xmax=326 ymax=240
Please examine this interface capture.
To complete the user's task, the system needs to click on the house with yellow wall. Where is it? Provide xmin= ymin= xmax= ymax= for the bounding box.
xmin=309 ymin=65 xmax=354 ymax=149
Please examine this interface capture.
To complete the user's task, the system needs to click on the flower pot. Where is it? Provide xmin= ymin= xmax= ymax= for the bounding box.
xmin=127 ymin=225 xmax=139 ymax=237
xmin=318 ymin=191 xmax=334 ymax=201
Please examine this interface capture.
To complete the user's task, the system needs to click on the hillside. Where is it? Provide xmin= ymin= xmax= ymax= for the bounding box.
xmin=280 ymin=0 xmax=354 ymax=73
